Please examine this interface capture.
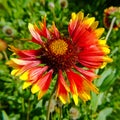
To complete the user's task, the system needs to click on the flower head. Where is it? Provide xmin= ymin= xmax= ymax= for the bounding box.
xmin=59 ymin=0 xmax=68 ymax=9
xmin=104 ymin=6 xmax=120 ymax=30
xmin=69 ymin=107 xmax=80 ymax=120
xmin=48 ymin=2 xmax=55 ymax=10
xmin=0 ymin=39 xmax=7 ymax=51
xmin=2 ymin=25 xmax=15 ymax=36
xmin=7 ymin=11 xmax=112 ymax=105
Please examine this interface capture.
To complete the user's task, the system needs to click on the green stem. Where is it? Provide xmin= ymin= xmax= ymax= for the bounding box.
xmin=46 ymin=92 xmax=54 ymax=120
xmin=2 ymin=50 xmax=8 ymax=61
xmin=105 ymin=17 xmax=116 ymax=41
xmin=22 ymin=98 xmax=25 ymax=113
xmin=110 ymin=47 xmax=118 ymax=57
xmin=27 ymin=99 xmax=30 ymax=120
xmin=46 ymin=79 xmax=58 ymax=120
xmin=59 ymin=102 xmax=62 ymax=120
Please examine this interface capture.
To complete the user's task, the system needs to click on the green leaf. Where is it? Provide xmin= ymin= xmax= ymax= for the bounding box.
xmin=2 ymin=110 xmax=9 ymax=120
xmin=0 ymin=0 xmax=12 ymax=15
xmin=100 ymin=68 xmax=116 ymax=92
xmin=33 ymin=116 xmax=39 ymax=120
xmin=96 ymin=107 xmax=113 ymax=120
xmin=90 ymin=92 xmax=105 ymax=112
xmin=95 ymin=67 xmax=116 ymax=88
xmin=0 ymin=64 xmax=10 ymax=75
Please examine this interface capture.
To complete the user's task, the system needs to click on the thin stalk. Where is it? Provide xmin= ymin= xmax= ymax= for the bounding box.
xmin=22 ymin=98 xmax=25 ymax=113
xmin=59 ymin=102 xmax=62 ymax=120
xmin=2 ymin=50 xmax=8 ymax=61
xmin=110 ymin=47 xmax=119 ymax=57
xmin=46 ymin=80 xmax=57 ymax=120
xmin=27 ymin=99 xmax=30 ymax=120
xmin=46 ymin=93 xmax=54 ymax=120
xmin=105 ymin=17 xmax=116 ymax=41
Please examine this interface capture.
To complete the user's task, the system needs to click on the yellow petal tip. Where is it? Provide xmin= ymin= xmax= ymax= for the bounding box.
xmin=23 ymin=82 xmax=32 ymax=89
xmin=73 ymin=94 xmax=78 ymax=105
xmin=11 ymin=69 xmax=19 ymax=76
xmin=59 ymin=96 xmax=66 ymax=104
xmin=38 ymin=91 xmax=45 ymax=100
xmin=103 ymin=56 xmax=113 ymax=63
xmin=19 ymin=71 xmax=29 ymax=80
xmin=95 ymin=28 xmax=105 ymax=38
xmin=31 ymin=84 xmax=40 ymax=94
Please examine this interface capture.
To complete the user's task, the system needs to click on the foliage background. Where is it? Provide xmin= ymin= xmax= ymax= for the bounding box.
xmin=0 ymin=0 xmax=120 ymax=120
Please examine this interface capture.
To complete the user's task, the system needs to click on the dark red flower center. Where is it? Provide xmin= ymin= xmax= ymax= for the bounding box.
xmin=40 ymin=38 xmax=79 ymax=72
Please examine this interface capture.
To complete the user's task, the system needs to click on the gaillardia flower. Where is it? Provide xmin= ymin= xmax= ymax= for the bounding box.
xmin=104 ymin=6 xmax=120 ymax=30
xmin=7 ymin=11 xmax=112 ymax=105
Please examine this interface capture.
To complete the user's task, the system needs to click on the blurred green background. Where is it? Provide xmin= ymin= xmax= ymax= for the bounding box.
xmin=0 ymin=0 xmax=120 ymax=120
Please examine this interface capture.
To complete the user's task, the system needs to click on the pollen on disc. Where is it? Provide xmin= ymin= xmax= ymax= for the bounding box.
xmin=49 ymin=39 xmax=68 ymax=55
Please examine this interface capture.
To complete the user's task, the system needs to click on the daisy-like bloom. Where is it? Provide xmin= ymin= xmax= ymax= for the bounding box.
xmin=59 ymin=0 xmax=68 ymax=9
xmin=104 ymin=6 xmax=120 ymax=30
xmin=7 ymin=11 xmax=112 ymax=105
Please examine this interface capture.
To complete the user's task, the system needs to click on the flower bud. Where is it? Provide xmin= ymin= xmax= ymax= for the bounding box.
xmin=59 ymin=0 xmax=68 ymax=9
xmin=0 ymin=39 xmax=7 ymax=51
xmin=104 ymin=6 xmax=120 ymax=30
xmin=69 ymin=107 xmax=80 ymax=120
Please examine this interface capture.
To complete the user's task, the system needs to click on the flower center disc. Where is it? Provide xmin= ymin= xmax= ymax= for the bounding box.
xmin=49 ymin=39 xmax=68 ymax=55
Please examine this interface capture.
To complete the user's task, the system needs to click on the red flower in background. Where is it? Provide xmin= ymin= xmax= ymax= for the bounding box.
xmin=7 ymin=11 xmax=112 ymax=105
xmin=104 ymin=6 xmax=120 ymax=30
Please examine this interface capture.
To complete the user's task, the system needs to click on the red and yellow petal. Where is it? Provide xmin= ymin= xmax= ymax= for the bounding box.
xmin=66 ymin=70 xmax=98 ymax=104
xmin=8 ymin=45 xmax=40 ymax=59
xmin=8 ymin=58 xmax=41 ymax=76
xmin=68 ymin=11 xmax=105 ymax=47
xmin=68 ymin=12 xmax=80 ymax=35
xmin=30 ymin=17 xmax=51 ymax=44
xmin=66 ymin=70 xmax=81 ymax=105
xmin=94 ymin=28 xmax=105 ymax=39
xmin=78 ymin=40 xmax=112 ymax=69
xmin=10 ymin=58 xmax=40 ymax=66
xmin=28 ymin=23 xmax=43 ymax=45
xmin=20 ymin=66 xmax=48 ymax=82
xmin=22 ymin=66 xmax=49 ymax=90
xmin=74 ymin=65 xmax=99 ymax=81
xmin=6 ymin=60 xmax=21 ymax=68
xmin=49 ymin=22 xmax=60 ymax=39
xmin=11 ymin=68 xmax=21 ymax=76
xmin=19 ymin=70 xmax=29 ymax=80
xmin=30 ymin=17 xmax=50 ymax=40
xmin=56 ymin=70 xmax=70 ymax=104
xmin=90 ymin=21 xmax=99 ymax=30
xmin=28 ymin=66 xmax=48 ymax=82
xmin=23 ymin=81 xmax=32 ymax=89
xmin=83 ymin=17 xmax=95 ymax=28
xmin=80 ymin=79 xmax=98 ymax=101
xmin=38 ymin=17 xmax=51 ymax=39
xmin=70 ymin=22 xmax=97 ymax=47
xmin=31 ymin=69 xmax=53 ymax=99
